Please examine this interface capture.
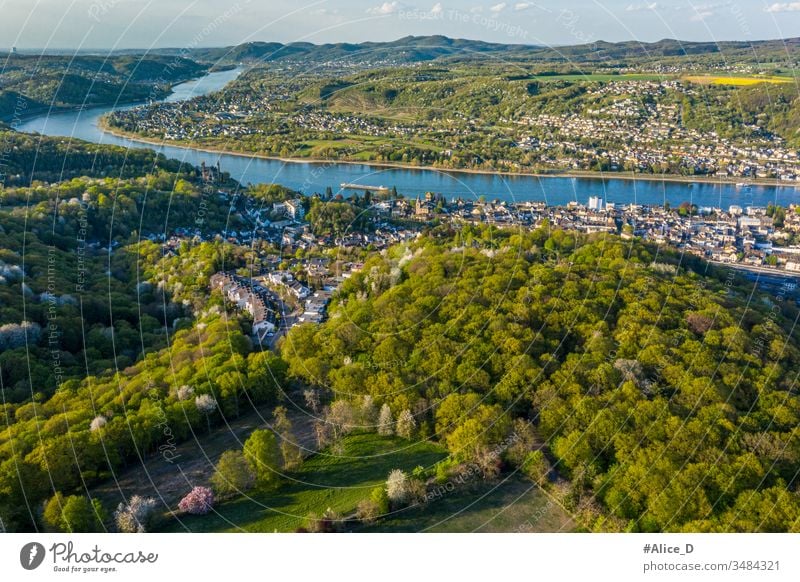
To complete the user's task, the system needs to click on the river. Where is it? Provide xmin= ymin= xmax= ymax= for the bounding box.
xmin=15 ymin=68 xmax=799 ymax=209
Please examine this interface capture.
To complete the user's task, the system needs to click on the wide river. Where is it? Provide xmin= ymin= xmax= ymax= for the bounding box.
xmin=16 ymin=68 xmax=799 ymax=209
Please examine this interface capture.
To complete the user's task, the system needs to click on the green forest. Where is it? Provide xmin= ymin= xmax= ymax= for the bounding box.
xmin=0 ymin=54 xmax=205 ymax=121
xmin=280 ymin=226 xmax=800 ymax=532
xmin=3 ymin=182 xmax=800 ymax=531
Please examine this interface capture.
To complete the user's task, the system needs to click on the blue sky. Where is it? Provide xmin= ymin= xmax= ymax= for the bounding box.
xmin=1 ymin=0 xmax=799 ymax=50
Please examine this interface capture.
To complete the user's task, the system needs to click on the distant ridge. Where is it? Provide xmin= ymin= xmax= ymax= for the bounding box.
xmin=4 ymin=35 xmax=799 ymax=66
xmin=27 ymin=35 xmax=790 ymax=66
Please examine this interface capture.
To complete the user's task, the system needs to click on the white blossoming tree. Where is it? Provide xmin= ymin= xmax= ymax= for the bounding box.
xmin=386 ymin=469 xmax=409 ymax=506
xmin=195 ymin=394 xmax=218 ymax=432
xmin=378 ymin=403 xmax=393 ymax=436
xmin=395 ymin=409 xmax=417 ymax=439
xmin=114 ymin=495 xmax=157 ymax=533
xmin=89 ymin=416 xmax=107 ymax=432
xmin=360 ymin=395 xmax=377 ymax=427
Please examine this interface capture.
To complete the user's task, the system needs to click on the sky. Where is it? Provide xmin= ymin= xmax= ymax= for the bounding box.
xmin=1 ymin=0 xmax=800 ymax=50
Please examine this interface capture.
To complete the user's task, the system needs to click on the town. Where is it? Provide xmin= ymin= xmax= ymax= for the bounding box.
xmin=106 ymin=76 xmax=800 ymax=183
xmin=142 ymin=170 xmax=800 ymax=349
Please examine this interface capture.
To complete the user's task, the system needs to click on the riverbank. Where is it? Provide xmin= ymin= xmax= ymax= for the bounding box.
xmin=97 ymin=120 xmax=798 ymax=191
xmin=2 ymin=67 xmax=224 ymax=125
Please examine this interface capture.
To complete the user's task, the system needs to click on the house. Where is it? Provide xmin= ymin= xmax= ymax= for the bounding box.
xmin=289 ymin=281 xmax=310 ymax=299
xmin=210 ymin=272 xmax=278 ymax=344
xmin=285 ymin=199 xmax=305 ymax=220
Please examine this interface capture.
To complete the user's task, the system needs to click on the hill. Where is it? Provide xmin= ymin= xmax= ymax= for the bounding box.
xmin=0 ymin=53 xmax=206 ymax=121
xmin=280 ymin=226 xmax=800 ymax=532
xmin=181 ymin=35 xmax=800 ymax=67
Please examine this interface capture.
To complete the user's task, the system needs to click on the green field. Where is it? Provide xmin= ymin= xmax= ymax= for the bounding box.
xmin=353 ymin=473 xmax=576 ymax=533
xmin=163 ymin=434 xmax=447 ymax=532
xmin=530 ymin=73 xmax=671 ymax=82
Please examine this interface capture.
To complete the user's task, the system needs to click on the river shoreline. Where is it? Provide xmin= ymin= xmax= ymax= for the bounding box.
xmin=3 ymin=65 xmax=239 ymax=125
xmin=96 ymin=120 xmax=798 ymax=191
xmin=4 ymin=79 xmax=206 ymax=126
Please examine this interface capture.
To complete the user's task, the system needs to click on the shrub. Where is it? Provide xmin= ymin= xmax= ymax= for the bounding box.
xmin=114 ymin=495 xmax=158 ymax=533
xmin=178 ymin=486 xmax=215 ymax=515
xmin=211 ymin=450 xmax=256 ymax=496
xmin=355 ymin=499 xmax=380 ymax=523
xmin=371 ymin=485 xmax=390 ymax=515
xmin=522 ymin=450 xmax=551 ymax=486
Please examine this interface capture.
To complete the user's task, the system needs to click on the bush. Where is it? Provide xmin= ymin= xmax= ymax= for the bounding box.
xmin=304 ymin=508 xmax=340 ymax=533
xmin=355 ymin=499 xmax=380 ymax=523
xmin=211 ymin=450 xmax=256 ymax=496
xmin=178 ymin=486 xmax=215 ymax=515
xmin=405 ymin=478 xmax=428 ymax=505
xmin=114 ymin=495 xmax=158 ymax=533
xmin=370 ymin=485 xmax=390 ymax=515
xmin=522 ymin=450 xmax=551 ymax=486
xmin=434 ymin=457 xmax=459 ymax=484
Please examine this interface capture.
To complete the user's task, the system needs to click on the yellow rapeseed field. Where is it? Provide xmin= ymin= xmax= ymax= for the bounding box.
xmin=684 ymin=75 xmax=794 ymax=86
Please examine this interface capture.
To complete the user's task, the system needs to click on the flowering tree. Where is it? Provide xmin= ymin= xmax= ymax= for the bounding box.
xmin=195 ymin=394 xmax=218 ymax=432
xmin=89 ymin=416 xmax=107 ymax=432
xmin=395 ymin=409 xmax=417 ymax=439
xmin=195 ymin=393 xmax=217 ymax=413
xmin=360 ymin=395 xmax=377 ymax=427
xmin=377 ymin=404 xmax=393 ymax=436
xmin=114 ymin=495 xmax=158 ymax=533
xmin=178 ymin=486 xmax=215 ymax=515
xmin=176 ymin=385 xmax=194 ymax=401
xmin=386 ymin=469 xmax=409 ymax=505
xmin=327 ymin=400 xmax=355 ymax=441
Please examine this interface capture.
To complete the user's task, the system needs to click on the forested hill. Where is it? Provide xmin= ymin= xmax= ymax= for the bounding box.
xmin=184 ymin=35 xmax=800 ymax=66
xmin=0 ymin=53 xmax=205 ymax=121
xmin=0 ymin=162 xmax=271 ymax=531
xmin=281 ymin=226 xmax=800 ymax=532
xmin=0 ymin=130 xmax=193 ymax=185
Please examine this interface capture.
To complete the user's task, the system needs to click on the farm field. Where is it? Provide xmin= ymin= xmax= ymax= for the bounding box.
xmin=529 ymin=73 xmax=670 ymax=82
xmin=683 ymin=74 xmax=794 ymax=85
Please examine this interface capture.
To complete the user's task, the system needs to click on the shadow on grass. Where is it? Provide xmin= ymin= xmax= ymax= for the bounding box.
xmin=162 ymin=433 xmax=447 ymax=532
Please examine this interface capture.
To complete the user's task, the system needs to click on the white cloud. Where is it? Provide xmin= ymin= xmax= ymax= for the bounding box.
xmin=512 ymin=2 xmax=550 ymax=14
xmin=625 ymin=2 xmax=658 ymax=11
xmin=766 ymin=2 xmax=800 ymax=12
xmin=310 ymin=8 xmax=340 ymax=17
xmin=367 ymin=2 xmax=403 ymax=15
xmin=690 ymin=9 xmax=714 ymax=21
xmin=430 ymin=2 xmax=444 ymax=16
xmin=490 ymin=2 xmax=507 ymax=13
xmin=687 ymin=2 xmax=727 ymax=21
